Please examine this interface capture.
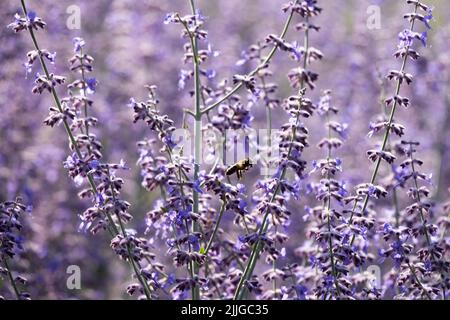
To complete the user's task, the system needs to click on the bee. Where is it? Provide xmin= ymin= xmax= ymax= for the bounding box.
xmin=226 ymin=158 xmax=253 ymax=180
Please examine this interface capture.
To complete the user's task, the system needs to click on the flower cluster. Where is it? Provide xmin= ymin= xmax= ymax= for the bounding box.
xmin=232 ymin=0 xmax=324 ymax=300
xmin=0 ymin=198 xmax=30 ymax=300
xmin=379 ymin=141 xmax=449 ymax=299
xmin=10 ymin=7 xmax=158 ymax=299
xmin=343 ymin=0 xmax=434 ymax=273
xmin=5 ymin=0 xmax=449 ymax=301
xmin=305 ymin=91 xmax=356 ymax=299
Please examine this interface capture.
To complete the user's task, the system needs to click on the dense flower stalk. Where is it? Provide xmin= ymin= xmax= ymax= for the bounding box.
xmin=233 ymin=0 xmax=323 ymax=300
xmin=0 ymin=198 xmax=30 ymax=300
xmin=10 ymin=0 xmax=155 ymax=299
xmin=348 ymin=0 xmax=433 ymax=246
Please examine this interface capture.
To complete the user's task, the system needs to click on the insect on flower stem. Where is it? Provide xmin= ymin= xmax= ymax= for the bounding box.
xmin=233 ymin=12 xmax=310 ymax=300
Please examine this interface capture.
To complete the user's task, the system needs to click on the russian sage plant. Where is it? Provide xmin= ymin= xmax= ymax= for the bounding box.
xmin=3 ymin=0 xmax=449 ymax=300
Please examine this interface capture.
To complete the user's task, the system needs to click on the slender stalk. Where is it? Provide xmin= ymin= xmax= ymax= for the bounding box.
xmin=348 ymin=4 xmax=419 ymax=246
xmin=3 ymin=259 xmax=21 ymax=300
xmin=200 ymin=0 xmax=300 ymax=115
xmin=233 ymin=14 xmax=310 ymax=300
xmin=379 ymin=70 xmax=401 ymax=229
xmin=204 ymin=201 xmax=226 ymax=255
xmin=174 ymin=7 xmax=202 ymax=299
xmin=186 ymin=0 xmax=202 ymax=300
xmin=409 ymin=149 xmax=431 ymax=246
xmin=325 ymin=111 xmax=341 ymax=299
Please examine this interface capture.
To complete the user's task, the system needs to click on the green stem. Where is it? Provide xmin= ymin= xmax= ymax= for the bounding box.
xmin=409 ymin=149 xmax=431 ymax=247
xmin=324 ymin=111 xmax=341 ymax=299
xmin=204 ymin=201 xmax=226 ymax=255
xmin=188 ymin=0 xmax=201 ymax=300
xmin=3 ymin=259 xmax=21 ymax=300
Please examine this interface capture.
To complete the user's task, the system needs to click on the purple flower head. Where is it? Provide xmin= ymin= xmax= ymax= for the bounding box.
xmin=236 ymin=183 xmax=246 ymax=193
xmin=63 ymin=153 xmax=79 ymax=169
xmin=95 ymin=192 xmax=104 ymax=206
xmin=77 ymin=214 xmax=92 ymax=233
xmin=13 ymin=13 xmax=21 ymax=23
xmin=119 ymin=159 xmax=129 ymax=170
xmin=163 ymin=12 xmax=178 ymax=25
xmin=294 ymin=284 xmax=308 ymax=300
xmin=188 ymin=234 xmax=200 ymax=251
xmin=336 ymin=123 xmax=349 ymax=139
xmin=74 ymin=175 xmax=84 ymax=187
xmin=47 ymin=52 xmax=56 ymax=64
xmin=236 ymin=50 xmax=250 ymax=66
xmin=86 ymin=78 xmax=98 ymax=94
xmin=238 ymin=199 xmax=248 ymax=212
xmin=23 ymin=62 xmax=33 ymax=78
xmin=290 ymin=41 xmax=302 ymax=61
xmin=175 ymin=207 xmax=191 ymax=226
xmin=383 ymin=223 xmax=392 ymax=234
xmin=127 ymin=97 xmax=136 ymax=108
xmin=420 ymin=31 xmax=428 ymax=47
xmin=163 ymin=135 xmax=177 ymax=149
xmin=195 ymin=9 xmax=206 ymax=22
xmin=205 ymin=69 xmax=216 ymax=79
xmin=89 ymin=159 xmax=100 ymax=170
xmin=192 ymin=179 xmax=204 ymax=194
xmin=206 ymin=43 xmax=220 ymax=57
xmin=166 ymin=238 xmax=176 ymax=248
xmin=424 ymin=8 xmax=433 ymax=29
xmin=73 ymin=37 xmax=85 ymax=52
xmin=324 ymin=275 xmax=335 ymax=289
xmin=178 ymin=69 xmax=191 ymax=90
xmin=27 ymin=11 xmax=37 ymax=22
xmin=398 ymin=29 xmax=414 ymax=48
